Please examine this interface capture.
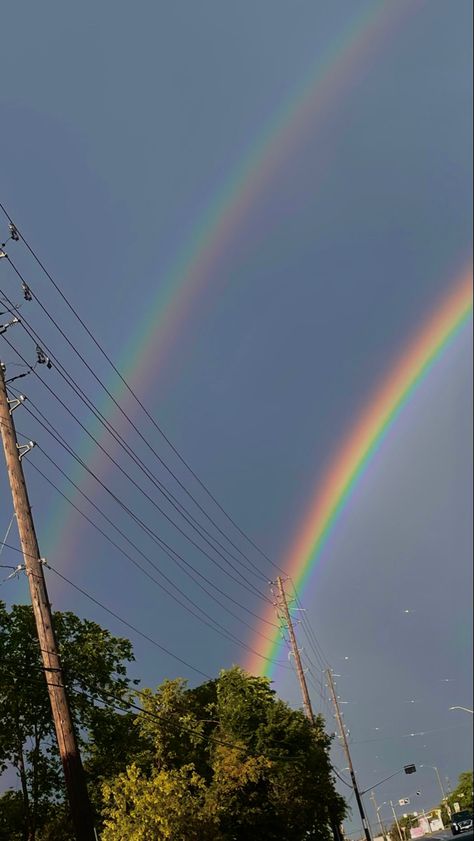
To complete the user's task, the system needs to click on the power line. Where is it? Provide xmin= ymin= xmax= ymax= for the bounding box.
xmin=0 ymin=665 xmax=312 ymax=764
xmin=25 ymin=456 xmax=290 ymax=669
xmin=0 ymin=419 xmax=288 ymax=675
xmin=0 ymin=215 xmax=287 ymax=580
xmin=47 ymin=561 xmax=214 ymax=680
xmin=28 ymin=453 xmax=279 ymax=649
xmin=0 ymin=401 xmax=279 ymax=635
xmin=0 ymin=352 xmax=276 ymax=628
xmin=0 ymin=316 xmax=269 ymax=603
xmin=0 ymin=541 xmax=211 ymax=680
xmin=0 ymin=266 xmax=272 ymax=586
xmin=0 ymin=208 xmax=299 ymax=685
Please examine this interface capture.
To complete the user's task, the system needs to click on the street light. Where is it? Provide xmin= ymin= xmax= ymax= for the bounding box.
xmin=449 ymin=706 xmax=473 ymax=714
xmin=420 ymin=765 xmax=451 ymax=817
xmin=370 ymin=794 xmax=389 ymax=841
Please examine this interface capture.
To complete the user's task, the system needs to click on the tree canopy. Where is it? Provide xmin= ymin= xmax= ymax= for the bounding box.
xmin=0 ymin=602 xmax=346 ymax=841
xmin=102 ymin=666 xmax=346 ymax=841
xmin=439 ymin=770 xmax=474 ymax=823
xmin=0 ymin=601 xmax=138 ymax=840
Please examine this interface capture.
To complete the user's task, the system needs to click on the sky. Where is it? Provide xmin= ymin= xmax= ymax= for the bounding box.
xmin=0 ymin=0 xmax=472 ymax=833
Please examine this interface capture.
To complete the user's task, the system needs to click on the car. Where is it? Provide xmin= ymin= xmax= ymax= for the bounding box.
xmin=451 ymin=810 xmax=473 ymax=835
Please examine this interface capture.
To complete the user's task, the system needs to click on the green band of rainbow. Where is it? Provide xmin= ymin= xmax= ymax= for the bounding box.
xmin=246 ymin=269 xmax=473 ymax=677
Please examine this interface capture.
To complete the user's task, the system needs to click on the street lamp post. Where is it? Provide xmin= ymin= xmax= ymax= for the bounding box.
xmin=449 ymin=706 xmax=474 ymax=714
xmin=370 ymin=792 xmax=388 ymax=840
xmin=420 ymin=765 xmax=451 ymax=818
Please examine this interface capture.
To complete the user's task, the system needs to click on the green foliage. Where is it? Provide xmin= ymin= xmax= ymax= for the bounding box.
xmin=439 ymin=770 xmax=474 ymax=823
xmin=388 ymin=812 xmax=420 ymax=841
xmin=102 ymin=666 xmax=346 ymax=841
xmin=0 ymin=790 xmax=25 ymax=841
xmin=0 ymin=605 xmax=346 ymax=841
xmin=449 ymin=770 xmax=473 ymax=812
xmin=0 ymin=601 xmax=137 ymax=840
xmin=103 ymin=764 xmax=221 ymax=841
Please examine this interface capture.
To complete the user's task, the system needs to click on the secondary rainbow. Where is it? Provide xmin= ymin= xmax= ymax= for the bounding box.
xmin=246 ymin=268 xmax=473 ymax=678
xmin=44 ymin=1 xmax=416 ymax=561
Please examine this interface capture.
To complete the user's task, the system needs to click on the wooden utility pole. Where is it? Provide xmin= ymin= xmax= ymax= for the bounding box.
xmin=276 ymin=577 xmax=343 ymax=841
xmin=276 ymin=576 xmax=315 ymax=723
xmin=327 ymin=668 xmax=372 ymax=841
xmin=0 ymin=362 xmax=95 ymax=841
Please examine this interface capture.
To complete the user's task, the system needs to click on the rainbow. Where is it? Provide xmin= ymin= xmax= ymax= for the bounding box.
xmin=246 ymin=268 xmax=473 ymax=677
xmin=44 ymin=0 xmax=416 ymax=561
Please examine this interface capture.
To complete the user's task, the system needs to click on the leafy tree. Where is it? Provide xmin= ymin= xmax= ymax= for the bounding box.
xmin=438 ymin=770 xmax=474 ymax=823
xmin=449 ymin=770 xmax=473 ymax=812
xmin=0 ymin=790 xmax=25 ymax=841
xmin=103 ymin=763 xmax=222 ymax=841
xmin=388 ymin=812 xmax=419 ymax=841
xmin=0 ymin=601 xmax=139 ymax=840
xmin=102 ymin=666 xmax=346 ymax=841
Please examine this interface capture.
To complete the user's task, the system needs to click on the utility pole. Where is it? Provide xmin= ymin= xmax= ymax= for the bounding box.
xmin=275 ymin=578 xmax=344 ymax=841
xmin=0 ymin=362 xmax=95 ymax=841
xmin=421 ymin=764 xmax=451 ymax=818
xmin=390 ymin=800 xmax=403 ymax=841
xmin=276 ymin=577 xmax=315 ymax=723
xmin=326 ymin=668 xmax=372 ymax=841
xmin=370 ymin=790 xmax=386 ymax=840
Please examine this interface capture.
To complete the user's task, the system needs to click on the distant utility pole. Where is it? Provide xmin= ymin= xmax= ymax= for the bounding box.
xmin=275 ymin=577 xmax=343 ymax=841
xmin=0 ymin=362 xmax=96 ymax=841
xmin=389 ymin=801 xmax=403 ymax=841
xmin=370 ymin=790 xmax=387 ymax=840
xmin=276 ymin=577 xmax=315 ymax=723
xmin=326 ymin=668 xmax=372 ymax=841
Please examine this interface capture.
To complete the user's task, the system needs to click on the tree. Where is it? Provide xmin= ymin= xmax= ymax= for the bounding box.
xmin=0 ymin=790 xmax=25 ymax=841
xmin=102 ymin=666 xmax=346 ymax=841
xmin=0 ymin=601 xmax=138 ymax=841
xmin=438 ymin=770 xmax=474 ymax=822
xmin=449 ymin=770 xmax=473 ymax=812
xmin=103 ymin=763 xmax=222 ymax=841
xmin=388 ymin=812 xmax=420 ymax=841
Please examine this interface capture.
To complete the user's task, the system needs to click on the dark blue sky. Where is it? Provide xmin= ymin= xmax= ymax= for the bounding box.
xmin=1 ymin=1 xmax=472 ymax=831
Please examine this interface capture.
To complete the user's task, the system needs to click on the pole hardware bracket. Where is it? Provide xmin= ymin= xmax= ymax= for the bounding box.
xmin=0 ymin=316 xmax=20 ymax=335
xmin=3 ymin=563 xmax=25 ymax=582
xmin=8 ymin=394 xmax=26 ymax=413
xmin=22 ymin=281 xmax=33 ymax=301
xmin=8 ymin=223 xmax=20 ymax=241
xmin=17 ymin=440 xmax=35 ymax=461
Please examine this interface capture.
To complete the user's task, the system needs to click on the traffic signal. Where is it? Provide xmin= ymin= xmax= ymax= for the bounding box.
xmin=404 ymin=764 xmax=417 ymax=775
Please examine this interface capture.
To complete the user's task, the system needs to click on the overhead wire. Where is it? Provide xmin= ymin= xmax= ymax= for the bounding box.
xmin=0 ymin=200 xmax=289 ymax=575
xmin=29 ymin=457 xmax=283 ymax=664
xmin=0 ymin=540 xmax=211 ymax=680
xmin=0 ymin=402 xmax=280 ymax=638
xmin=0 ymin=223 xmax=287 ymax=582
xmin=28 ymin=450 xmax=277 ymax=643
xmin=1 ymin=337 xmax=277 ymax=621
xmin=0 ymin=302 xmax=270 ymax=603
xmin=0 ymin=209 xmax=304 ymax=682
xmin=1 ymin=266 xmax=272 ymax=587
xmin=22 ymin=453 xmax=292 ymax=669
xmin=291 ymin=584 xmax=331 ymax=668
xmin=0 ymin=545 xmax=296 ymax=698
xmin=0 ymin=663 xmax=316 ymax=764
